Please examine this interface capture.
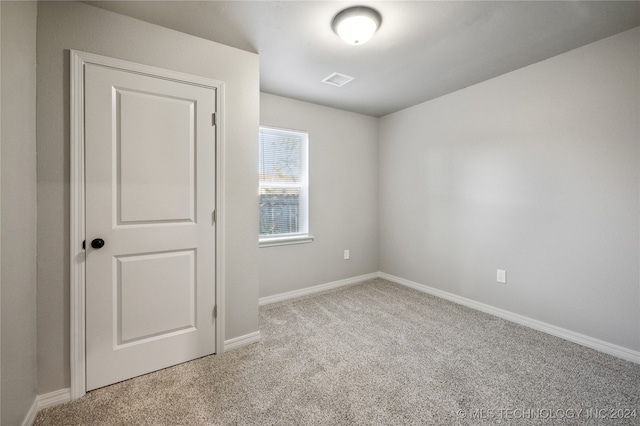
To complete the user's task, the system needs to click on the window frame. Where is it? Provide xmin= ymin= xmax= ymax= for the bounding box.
xmin=258 ymin=125 xmax=314 ymax=248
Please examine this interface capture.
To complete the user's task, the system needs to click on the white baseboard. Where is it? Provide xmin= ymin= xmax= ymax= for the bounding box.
xmin=37 ymin=388 xmax=71 ymax=410
xmin=380 ymin=272 xmax=640 ymax=364
xmin=20 ymin=398 xmax=38 ymax=426
xmin=259 ymin=272 xmax=380 ymax=306
xmin=21 ymin=387 xmax=72 ymax=425
xmin=224 ymin=331 xmax=261 ymax=352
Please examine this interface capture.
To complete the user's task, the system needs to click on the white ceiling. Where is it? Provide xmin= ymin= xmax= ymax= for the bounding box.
xmin=87 ymin=1 xmax=640 ymax=117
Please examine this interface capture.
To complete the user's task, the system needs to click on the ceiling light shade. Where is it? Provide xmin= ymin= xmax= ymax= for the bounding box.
xmin=332 ymin=6 xmax=381 ymax=45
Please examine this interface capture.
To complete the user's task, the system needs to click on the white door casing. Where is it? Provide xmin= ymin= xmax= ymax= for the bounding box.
xmin=71 ymin=51 xmax=225 ymax=397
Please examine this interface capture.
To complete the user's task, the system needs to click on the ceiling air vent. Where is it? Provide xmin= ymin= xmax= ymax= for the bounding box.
xmin=322 ymin=72 xmax=354 ymax=87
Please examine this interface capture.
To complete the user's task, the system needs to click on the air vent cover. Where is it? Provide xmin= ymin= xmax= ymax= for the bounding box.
xmin=322 ymin=72 xmax=354 ymax=87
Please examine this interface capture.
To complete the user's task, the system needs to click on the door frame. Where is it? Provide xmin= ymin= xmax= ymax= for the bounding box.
xmin=70 ymin=50 xmax=225 ymax=399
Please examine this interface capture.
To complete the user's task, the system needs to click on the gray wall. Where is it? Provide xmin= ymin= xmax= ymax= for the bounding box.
xmin=379 ymin=28 xmax=640 ymax=352
xmin=259 ymin=93 xmax=379 ymax=298
xmin=1 ymin=1 xmax=38 ymax=424
xmin=37 ymin=1 xmax=260 ymax=394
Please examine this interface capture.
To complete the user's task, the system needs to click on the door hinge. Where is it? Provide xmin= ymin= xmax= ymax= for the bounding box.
xmin=213 ymin=305 xmax=217 ymax=319
xmin=212 ymin=209 xmax=216 ymax=224
xmin=82 ymin=240 xmax=86 ymax=250
xmin=212 ymin=112 xmax=216 ymax=126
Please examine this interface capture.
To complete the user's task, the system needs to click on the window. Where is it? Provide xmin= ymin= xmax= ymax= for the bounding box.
xmin=259 ymin=126 xmax=313 ymax=247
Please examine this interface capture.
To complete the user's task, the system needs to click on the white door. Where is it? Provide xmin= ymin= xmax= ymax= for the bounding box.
xmin=84 ymin=63 xmax=217 ymax=391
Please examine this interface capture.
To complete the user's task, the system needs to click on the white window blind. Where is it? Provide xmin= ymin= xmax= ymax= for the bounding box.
xmin=259 ymin=126 xmax=309 ymax=240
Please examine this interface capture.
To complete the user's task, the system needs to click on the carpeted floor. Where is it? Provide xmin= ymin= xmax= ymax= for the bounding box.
xmin=35 ymin=279 xmax=640 ymax=425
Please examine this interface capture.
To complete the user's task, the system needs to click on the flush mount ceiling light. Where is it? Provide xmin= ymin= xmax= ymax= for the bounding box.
xmin=332 ymin=6 xmax=382 ymax=45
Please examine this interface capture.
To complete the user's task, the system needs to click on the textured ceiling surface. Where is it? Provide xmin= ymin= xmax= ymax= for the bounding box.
xmin=87 ymin=1 xmax=640 ymax=117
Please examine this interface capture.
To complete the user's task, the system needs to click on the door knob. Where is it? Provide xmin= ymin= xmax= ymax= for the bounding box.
xmin=91 ymin=238 xmax=105 ymax=249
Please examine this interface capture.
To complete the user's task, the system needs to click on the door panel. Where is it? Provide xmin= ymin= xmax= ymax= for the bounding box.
xmin=84 ymin=63 xmax=216 ymax=391
xmin=117 ymin=88 xmax=195 ymax=224
xmin=116 ymin=250 xmax=196 ymax=345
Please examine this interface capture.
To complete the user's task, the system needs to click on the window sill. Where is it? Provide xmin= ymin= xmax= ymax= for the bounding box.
xmin=259 ymin=235 xmax=315 ymax=248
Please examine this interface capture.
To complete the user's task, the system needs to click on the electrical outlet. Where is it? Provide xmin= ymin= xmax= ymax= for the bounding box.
xmin=497 ymin=269 xmax=506 ymax=284
xmin=344 ymin=250 xmax=350 ymax=260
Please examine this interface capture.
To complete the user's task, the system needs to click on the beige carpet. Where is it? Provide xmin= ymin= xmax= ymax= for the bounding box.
xmin=35 ymin=279 xmax=640 ymax=425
